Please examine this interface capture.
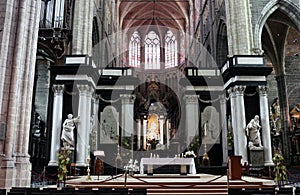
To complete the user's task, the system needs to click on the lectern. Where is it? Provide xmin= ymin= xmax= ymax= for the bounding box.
xmin=228 ymin=156 xmax=242 ymax=180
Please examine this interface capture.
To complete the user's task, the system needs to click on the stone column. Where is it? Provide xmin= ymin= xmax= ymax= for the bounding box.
xmin=228 ymin=86 xmax=248 ymax=163
xmin=184 ymin=95 xmax=199 ymax=146
xmin=228 ymin=88 xmax=238 ymax=155
xmin=224 ymin=0 xmax=254 ymax=55
xmin=72 ymin=1 xmax=93 ymax=55
xmin=85 ymin=87 xmax=93 ymax=157
xmin=258 ymin=86 xmax=274 ymax=166
xmin=220 ymin=94 xmax=228 ymax=165
xmin=235 ymin=86 xmax=248 ymax=163
xmin=76 ymin=85 xmax=88 ymax=166
xmin=159 ymin=116 xmax=164 ymax=145
xmin=49 ymin=85 xmax=64 ymax=166
xmin=143 ymin=118 xmax=147 ymax=150
xmin=92 ymin=95 xmax=100 ymax=150
xmin=166 ymin=119 xmax=170 ymax=149
xmin=120 ymin=94 xmax=136 ymax=137
xmin=137 ymin=119 xmax=141 ymax=150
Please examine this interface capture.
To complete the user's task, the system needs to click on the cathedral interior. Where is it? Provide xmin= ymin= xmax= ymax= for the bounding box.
xmin=0 ymin=0 xmax=300 ymax=189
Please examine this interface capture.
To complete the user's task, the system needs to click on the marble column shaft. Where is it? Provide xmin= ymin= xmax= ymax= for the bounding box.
xmin=228 ymin=86 xmax=248 ymax=163
xmin=120 ymin=94 xmax=136 ymax=137
xmin=159 ymin=118 xmax=164 ymax=145
xmin=220 ymin=94 xmax=228 ymax=165
xmin=137 ymin=119 xmax=141 ymax=150
xmin=258 ymin=86 xmax=274 ymax=166
xmin=143 ymin=119 xmax=147 ymax=150
xmin=93 ymin=96 xmax=100 ymax=150
xmin=49 ymin=85 xmax=64 ymax=166
xmin=76 ymin=85 xmax=89 ymax=166
xmin=184 ymin=95 xmax=199 ymax=146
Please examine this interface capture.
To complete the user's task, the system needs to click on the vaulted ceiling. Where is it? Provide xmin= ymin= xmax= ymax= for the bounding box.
xmin=119 ymin=0 xmax=189 ymax=32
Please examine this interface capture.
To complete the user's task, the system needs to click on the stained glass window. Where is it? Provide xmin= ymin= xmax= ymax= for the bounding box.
xmin=165 ymin=30 xmax=178 ymax=68
xmin=129 ymin=31 xmax=141 ymax=68
xmin=145 ymin=31 xmax=160 ymax=69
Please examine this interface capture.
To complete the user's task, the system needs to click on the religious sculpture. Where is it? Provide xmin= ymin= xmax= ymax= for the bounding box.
xmin=246 ymin=115 xmax=263 ymax=150
xmin=290 ymin=103 xmax=300 ymax=130
xmin=61 ymin=114 xmax=79 ymax=149
xmin=270 ymin=98 xmax=281 ymax=135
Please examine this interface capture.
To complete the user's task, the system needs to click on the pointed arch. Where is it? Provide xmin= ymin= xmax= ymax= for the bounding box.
xmin=254 ymin=0 xmax=300 ymax=50
xmin=216 ymin=19 xmax=228 ymax=67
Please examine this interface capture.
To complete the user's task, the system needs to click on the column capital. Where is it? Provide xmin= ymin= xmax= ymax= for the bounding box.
xmin=77 ymin=84 xmax=92 ymax=93
xmin=234 ymin=85 xmax=246 ymax=95
xmin=93 ymin=93 xmax=100 ymax=100
xmin=120 ymin=94 xmax=136 ymax=103
xmin=228 ymin=86 xmax=246 ymax=97
xmin=52 ymin=84 xmax=64 ymax=94
xmin=183 ymin=94 xmax=199 ymax=103
xmin=258 ymin=85 xmax=268 ymax=95
xmin=219 ymin=94 xmax=227 ymax=104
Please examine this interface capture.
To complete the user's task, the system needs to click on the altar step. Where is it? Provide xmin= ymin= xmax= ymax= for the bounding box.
xmin=146 ymin=187 xmax=228 ymax=195
xmin=66 ymin=174 xmax=275 ymax=195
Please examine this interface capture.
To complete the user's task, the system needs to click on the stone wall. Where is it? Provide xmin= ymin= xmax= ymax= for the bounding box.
xmin=285 ymin=56 xmax=300 ymax=109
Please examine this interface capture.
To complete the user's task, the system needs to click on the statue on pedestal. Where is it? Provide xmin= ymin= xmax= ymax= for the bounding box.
xmin=270 ymin=98 xmax=281 ymax=135
xmin=246 ymin=115 xmax=263 ymax=150
xmin=61 ymin=114 xmax=79 ymax=149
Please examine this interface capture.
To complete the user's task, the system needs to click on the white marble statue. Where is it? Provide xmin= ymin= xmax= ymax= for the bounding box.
xmin=246 ymin=115 xmax=263 ymax=150
xmin=61 ymin=114 xmax=79 ymax=149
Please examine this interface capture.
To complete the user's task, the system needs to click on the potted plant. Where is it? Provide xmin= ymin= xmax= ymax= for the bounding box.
xmin=272 ymin=153 xmax=287 ymax=187
xmin=57 ymin=149 xmax=72 ymax=187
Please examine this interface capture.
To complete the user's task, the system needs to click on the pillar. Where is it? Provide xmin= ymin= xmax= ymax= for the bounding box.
xmin=72 ymin=1 xmax=93 ymax=55
xmin=183 ymin=95 xmax=199 ymax=146
xmin=120 ymin=94 xmax=136 ymax=137
xmin=224 ymin=0 xmax=254 ymax=55
xmin=85 ymin=86 xmax=93 ymax=156
xmin=159 ymin=116 xmax=164 ymax=145
xmin=137 ymin=119 xmax=141 ymax=150
xmin=143 ymin=118 xmax=147 ymax=150
xmin=49 ymin=85 xmax=64 ymax=166
xmin=166 ymin=119 xmax=170 ymax=149
xmin=228 ymin=86 xmax=247 ymax=163
xmin=76 ymin=85 xmax=89 ymax=166
xmin=258 ymin=86 xmax=274 ymax=166
xmin=92 ymin=95 xmax=100 ymax=150
xmin=220 ymin=94 xmax=228 ymax=165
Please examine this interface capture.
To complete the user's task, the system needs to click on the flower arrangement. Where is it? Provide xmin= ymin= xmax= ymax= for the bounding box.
xmin=272 ymin=153 xmax=287 ymax=187
xmin=124 ymin=159 xmax=139 ymax=175
xmin=57 ymin=149 xmax=72 ymax=183
xmin=227 ymin=130 xmax=233 ymax=146
xmin=184 ymin=150 xmax=196 ymax=158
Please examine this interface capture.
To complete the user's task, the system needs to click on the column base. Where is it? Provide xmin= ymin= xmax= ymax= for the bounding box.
xmin=48 ymin=161 xmax=58 ymax=166
xmin=75 ymin=162 xmax=88 ymax=167
xmin=0 ymin=157 xmax=16 ymax=188
xmin=264 ymin=161 xmax=274 ymax=166
xmin=15 ymin=155 xmax=31 ymax=187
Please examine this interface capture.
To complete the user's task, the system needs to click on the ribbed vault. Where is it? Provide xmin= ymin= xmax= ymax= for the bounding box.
xmin=119 ymin=0 xmax=189 ymax=31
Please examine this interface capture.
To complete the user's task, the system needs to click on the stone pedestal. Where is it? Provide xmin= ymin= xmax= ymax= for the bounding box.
xmin=249 ymin=150 xmax=264 ymax=166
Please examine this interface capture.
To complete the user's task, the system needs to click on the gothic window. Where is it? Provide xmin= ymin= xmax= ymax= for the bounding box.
xmin=40 ymin=0 xmax=69 ymax=28
xmin=53 ymin=0 xmax=65 ymax=28
xmin=92 ymin=18 xmax=99 ymax=47
xmin=165 ymin=30 xmax=178 ymax=68
xmin=145 ymin=31 xmax=160 ymax=69
xmin=129 ymin=31 xmax=141 ymax=68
